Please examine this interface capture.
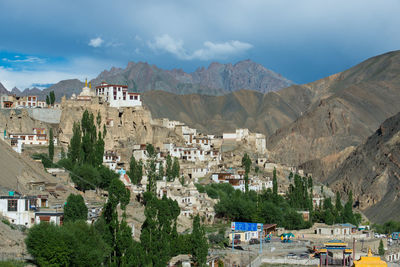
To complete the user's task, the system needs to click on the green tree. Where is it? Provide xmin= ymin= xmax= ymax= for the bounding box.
xmin=48 ymin=128 xmax=54 ymax=162
xmin=96 ymin=111 xmax=101 ymax=127
xmin=191 ymin=215 xmax=208 ymax=266
xmin=242 ymin=153 xmax=251 ymax=193
xmin=140 ymin=193 xmax=180 ymax=266
xmin=335 ymin=192 xmax=343 ymax=223
xmin=343 ymin=190 xmax=355 ymax=224
xmin=172 ymin=157 xmax=180 ymax=179
xmin=166 ymin=154 xmax=173 ymax=181
xmin=101 ymin=178 xmax=131 ymax=266
xmin=64 ymin=194 xmax=88 ymax=223
xmin=68 ymin=122 xmax=82 ymax=164
xmin=50 ymin=91 xmax=55 ymax=105
xmin=25 ymin=223 xmax=71 ymax=266
xmin=379 ymin=239 xmax=385 ymax=256
xmin=272 ymin=167 xmax=278 ymax=197
xmin=70 ymin=164 xmax=99 ymax=191
xmin=158 ymin=163 xmax=164 ymax=181
xmin=46 ymin=95 xmax=50 ymax=106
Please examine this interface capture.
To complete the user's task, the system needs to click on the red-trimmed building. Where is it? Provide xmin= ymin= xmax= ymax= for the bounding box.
xmin=95 ymin=82 xmax=142 ymax=108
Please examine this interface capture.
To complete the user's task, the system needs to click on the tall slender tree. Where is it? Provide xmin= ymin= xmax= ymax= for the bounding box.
xmin=272 ymin=167 xmax=278 ymax=197
xmin=48 ymin=128 xmax=54 ymax=162
xmin=50 ymin=91 xmax=55 ymax=105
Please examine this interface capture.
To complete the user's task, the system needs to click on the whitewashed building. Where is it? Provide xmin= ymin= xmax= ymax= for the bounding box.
xmin=103 ymin=150 xmax=121 ymax=171
xmin=0 ymin=195 xmax=49 ymax=227
xmin=95 ymin=82 xmax=142 ymax=108
xmin=9 ymin=128 xmax=48 ymax=146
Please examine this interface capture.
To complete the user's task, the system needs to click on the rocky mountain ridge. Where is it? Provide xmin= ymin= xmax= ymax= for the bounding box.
xmin=325 ymin=112 xmax=400 ymax=223
xmin=90 ymin=59 xmax=294 ymax=95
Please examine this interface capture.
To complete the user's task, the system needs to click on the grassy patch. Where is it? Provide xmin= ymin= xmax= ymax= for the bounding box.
xmin=0 ymin=260 xmax=27 ymax=267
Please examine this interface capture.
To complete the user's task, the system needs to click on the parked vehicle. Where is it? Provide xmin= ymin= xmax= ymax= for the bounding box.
xmin=249 ymin=238 xmax=260 ymax=245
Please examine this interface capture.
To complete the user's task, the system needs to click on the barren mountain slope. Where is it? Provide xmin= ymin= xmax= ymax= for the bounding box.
xmin=326 ymin=112 xmax=400 ymax=223
xmin=143 ymin=84 xmax=314 ymax=135
xmin=267 ymin=50 xmax=400 ymax=166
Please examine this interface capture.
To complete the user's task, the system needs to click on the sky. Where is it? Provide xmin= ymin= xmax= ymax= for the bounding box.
xmin=0 ymin=0 xmax=399 ymax=90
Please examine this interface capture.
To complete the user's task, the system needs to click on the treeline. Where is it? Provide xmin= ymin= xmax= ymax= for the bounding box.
xmin=313 ymin=191 xmax=361 ymax=226
xmin=196 ymin=182 xmax=311 ymax=230
xmin=373 ymin=221 xmax=400 ymax=234
xmin=197 ymin=154 xmax=362 ymax=230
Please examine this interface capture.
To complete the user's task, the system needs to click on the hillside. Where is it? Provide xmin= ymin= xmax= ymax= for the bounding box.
xmin=0 ymin=138 xmax=53 ymax=193
xmin=266 ymin=50 xmax=400 ymax=166
xmin=325 ymin=112 xmax=400 ymax=223
xmin=143 ymin=84 xmax=314 ymax=135
xmin=90 ymin=60 xmax=294 ymax=95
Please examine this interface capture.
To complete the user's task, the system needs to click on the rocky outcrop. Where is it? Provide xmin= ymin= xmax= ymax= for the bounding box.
xmin=58 ymin=98 xmax=184 ymax=164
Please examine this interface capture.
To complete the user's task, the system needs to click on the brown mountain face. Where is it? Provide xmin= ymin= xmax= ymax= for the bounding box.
xmin=0 ymin=82 xmax=8 ymax=94
xmin=143 ymin=84 xmax=313 ymax=135
xmin=91 ymin=60 xmax=294 ymax=95
xmin=266 ymin=50 xmax=400 ymax=166
xmin=325 ymin=112 xmax=400 ymax=223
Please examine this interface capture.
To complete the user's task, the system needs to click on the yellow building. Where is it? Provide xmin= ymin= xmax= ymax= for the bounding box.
xmin=353 ymin=248 xmax=387 ymax=266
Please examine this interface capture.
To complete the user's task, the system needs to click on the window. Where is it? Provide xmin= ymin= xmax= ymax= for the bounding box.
xmin=130 ymin=95 xmax=133 ymax=100
xmin=8 ymin=199 xmax=18 ymax=211
xmin=134 ymin=95 xmax=138 ymax=100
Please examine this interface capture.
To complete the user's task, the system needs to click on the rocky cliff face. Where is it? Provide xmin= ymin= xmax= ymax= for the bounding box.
xmin=325 ymin=112 xmax=400 ymax=223
xmin=58 ymin=98 xmax=183 ymax=164
xmin=91 ymin=60 xmax=294 ymax=95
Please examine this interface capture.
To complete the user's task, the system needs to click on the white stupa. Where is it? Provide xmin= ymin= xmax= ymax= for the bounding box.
xmin=77 ymin=79 xmax=95 ymax=100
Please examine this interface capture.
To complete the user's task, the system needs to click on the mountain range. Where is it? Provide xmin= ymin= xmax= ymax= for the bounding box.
xmin=0 ymin=59 xmax=294 ymax=100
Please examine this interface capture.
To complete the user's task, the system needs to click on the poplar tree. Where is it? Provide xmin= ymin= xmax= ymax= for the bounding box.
xmin=50 ymin=91 xmax=55 ymax=105
xmin=191 ymin=215 xmax=208 ymax=266
xmin=64 ymin=194 xmax=88 ymax=223
xmin=48 ymin=128 xmax=54 ymax=162
xmin=172 ymin=157 xmax=180 ymax=179
xmin=166 ymin=155 xmax=173 ymax=181
xmin=242 ymin=153 xmax=251 ymax=193
xmin=46 ymin=95 xmax=50 ymax=106
xmin=273 ymin=167 xmax=278 ymax=197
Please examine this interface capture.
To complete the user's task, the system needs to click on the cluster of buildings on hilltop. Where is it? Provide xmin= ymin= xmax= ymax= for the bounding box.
xmin=71 ymin=80 xmax=142 ymax=108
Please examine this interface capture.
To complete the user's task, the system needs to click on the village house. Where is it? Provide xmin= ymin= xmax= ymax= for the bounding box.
xmin=9 ymin=128 xmax=50 ymax=146
xmin=315 ymin=223 xmax=357 ymax=237
xmin=103 ymin=150 xmax=121 ymax=171
xmin=229 ymin=230 xmax=260 ymax=243
xmin=0 ymin=94 xmax=16 ymax=108
xmin=34 ymin=211 xmax=64 ymax=225
xmin=96 ymin=82 xmax=142 ymax=108
xmin=0 ymin=193 xmax=49 ymax=227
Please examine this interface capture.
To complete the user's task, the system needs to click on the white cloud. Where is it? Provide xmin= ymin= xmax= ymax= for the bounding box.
xmin=0 ymin=56 xmax=124 ymax=90
xmin=2 ymin=56 xmax=46 ymax=64
xmin=148 ymin=34 xmax=253 ymax=60
xmin=88 ymin=37 xmax=104 ymax=48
